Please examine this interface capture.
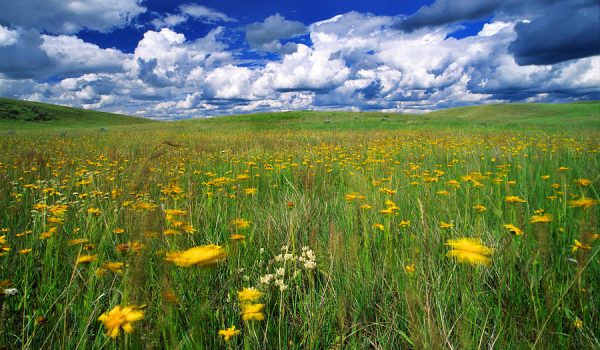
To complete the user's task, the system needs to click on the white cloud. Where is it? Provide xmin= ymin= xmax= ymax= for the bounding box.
xmin=41 ymin=35 xmax=128 ymax=75
xmin=1 ymin=11 xmax=598 ymax=118
xmin=265 ymin=44 xmax=350 ymax=91
xmin=0 ymin=0 xmax=145 ymax=34
xmin=179 ymin=4 xmax=235 ymax=23
xmin=151 ymin=4 xmax=235 ymax=29
xmin=0 ymin=25 xmax=18 ymax=46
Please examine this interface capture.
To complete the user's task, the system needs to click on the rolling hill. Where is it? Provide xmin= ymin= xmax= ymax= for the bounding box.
xmin=1 ymin=97 xmax=598 ymax=131
xmin=0 ymin=97 xmax=155 ymax=129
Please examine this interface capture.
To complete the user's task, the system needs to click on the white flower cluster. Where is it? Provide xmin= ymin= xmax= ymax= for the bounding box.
xmin=259 ymin=245 xmax=317 ymax=292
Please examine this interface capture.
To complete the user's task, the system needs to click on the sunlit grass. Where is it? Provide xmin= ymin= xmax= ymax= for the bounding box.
xmin=0 ymin=124 xmax=598 ymax=348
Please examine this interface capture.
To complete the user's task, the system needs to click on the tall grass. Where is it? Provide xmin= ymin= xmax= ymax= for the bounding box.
xmin=0 ymin=127 xmax=598 ymax=349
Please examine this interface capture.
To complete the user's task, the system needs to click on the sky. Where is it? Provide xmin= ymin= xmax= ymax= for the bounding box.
xmin=0 ymin=0 xmax=599 ymax=119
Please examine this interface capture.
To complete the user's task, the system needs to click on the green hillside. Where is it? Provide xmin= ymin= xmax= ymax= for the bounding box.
xmin=1 ymin=97 xmax=598 ymax=131
xmin=174 ymin=101 xmax=600 ymax=132
xmin=0 ymin=97 xmax=155 ymax=129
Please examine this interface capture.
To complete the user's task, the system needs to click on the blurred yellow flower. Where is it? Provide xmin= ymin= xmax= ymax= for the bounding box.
xmin=574 ymin=178 xmax=591 ymax=186
xmin=165 ymin=245 xmax=226 ymax=267
xmin=505 ymin=196 xmax=526 ymax=203
xmin=76 ymin=254 xmax=97 ymax=264
xmin=568 ymin=197 xmax=596 ymax=208
xmin=98 ymin=305 xmax=144 ymax=338
xmin=446 ymin=238 xmax=493 ymax=266
xmin=503 ymin=224 xmax=524 ymax=236
xmin=439 ymin=221 xmax=454 ymax=229
xmin=238 ymin=287 xmax=262 ymax=302
xmin=241 ymin=303 xmax=265 ymax=321
xmin=571 ymin=240 xmax=591 ymax=253
xmin=530 ymin=214 xmax=552 ymax=224
xmin=232 ymin=218 xmax=251 ymax=229
xmin=472 ymin=204 xmax=486 ymax=213
xmin=373 ymin=223 xmax=384 ymax=231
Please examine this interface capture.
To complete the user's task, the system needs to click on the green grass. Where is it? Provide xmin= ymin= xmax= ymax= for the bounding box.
xmin=0 ymin=97 xmax=155 ymax=130
xmin=0 ymin=100 xmax=598 ymax=349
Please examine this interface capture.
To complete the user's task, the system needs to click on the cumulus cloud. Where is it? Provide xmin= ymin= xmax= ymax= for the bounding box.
xmin=151 ymin=4 xmax=235 ymax=29
xmin=0 ymin=9 xmax=598 ymax=119
xmin=41 ymin=35 xmax=127 ymax=76
xmin=245 ymin=14 xmax=306 ymax=53
xmin=0 ymin=0 xmax=145 ymax=34
xmin=0 ymin=29 xmax=129 ymax=80
xmin=396 ymin=0 xmax=600 ymax=65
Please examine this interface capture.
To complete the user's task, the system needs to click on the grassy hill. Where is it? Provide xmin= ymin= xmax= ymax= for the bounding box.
xmin=1 ymin=97 xmax=598 ymax=132
xmin=0 ymin=97 xmax=155 ymax=129
xmin=176 ymin=101 xmax=600 ymax=132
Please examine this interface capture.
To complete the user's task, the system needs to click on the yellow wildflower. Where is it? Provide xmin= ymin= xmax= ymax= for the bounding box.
xmin=165 ymin=245 xmax=226 ymax=267
xmin=230 ymin=234 xmax=245 ymax=241
xmin=398 ymin=220 xmax=411 ymax=227
xmin=505 ymin=196 xmax=526 ymax=203
xmin=530 ymin=214 xmax=552 ymax=224
xmin=568 ymin=197 xmax=596 ymax=208
xmin=404 ymin=264 xmax=415 ymax=273
xmin=503 ymin=224 xmax=524 ymax=236
xmin=571 ymin=240 xmax=591 ymax=253
xmin=244 ymin=187 xmax=257 ymax=195
xmin=232 ymin=218 xmax=251 ymax=229
xmin=238 ymin=287 xmax=262 ymax=302
xmin=241 ymin=303 xmax=265 ymax=321
xmin=76 ymin=255 xmax=97 ymax=264
xmin=574 ymin=178 xmax=591 ymax=186
xmin=97 ymin=305 xmax=144 ymax=338
xmin=219 ymin=326 xmax=241 ymax=342
xmin=472 ymin=204 xmax=486 ymax=213
xmin=445 ymin=238 xmax=493 ymax=266
xmin=373 ymin=223 xmax=385 ymax=231
xmin=439 ymin=221 xmax=454 ymax=229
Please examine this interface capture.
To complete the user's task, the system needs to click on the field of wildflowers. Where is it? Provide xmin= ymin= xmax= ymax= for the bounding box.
xmin=0 ymin=123 xmax=598 ymax=348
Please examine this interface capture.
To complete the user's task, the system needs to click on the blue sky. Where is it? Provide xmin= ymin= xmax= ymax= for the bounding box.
xmin=0 ymin=0 xmax=598 ymax=119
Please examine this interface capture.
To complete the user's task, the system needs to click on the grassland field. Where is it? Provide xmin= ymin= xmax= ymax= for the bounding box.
xmin=0 ymin=98 xmax=599 ymax=349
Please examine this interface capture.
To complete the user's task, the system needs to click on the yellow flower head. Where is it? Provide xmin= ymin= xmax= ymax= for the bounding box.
xmin=76 ymin=254 xmax=97 ymax=265
xmin=398 ymin=220 xmax=411 ymax=227
xmin=241 ymin=303 xmax=265 ymax=321
xmin=505 ymin=196 xmax=526 ymax=204
xmin=238 ymin=287 xmax=262 ymax=303
xmin=373 ymin=223 xmax=385 ymax=231
xmin=445 ymin=238 xmax=493 ymax=266
xmin=503 ymin=224 xmax=524 ymax=236
xmin=530 ymin=213 xmax=552 ymax=224
xmin=439 ymin=221 xmax=454 ymax=229
xmin=404 ymin=264 xmax=415 ymax=273
xmin=568 ymin=197 xmax=596 ymax=209
xmin=219 ymin=325 xmax=241 ymax=342
xmin=574 ymin=178 xmax=591 ymax=187
xmin=232 ymin=218 xmax=251 ymax=229
xmin=571 ymin=239 xmax=591 ymax=253
xmin=230 ymin=234 xmax=245 ymax=241
xmin=165 ymin=245 xmax=226 ymax=267
xmin=472 ymin=204 xmax=487 ymax=213
xmin=98 ymin=305 xmax=144 ymax=338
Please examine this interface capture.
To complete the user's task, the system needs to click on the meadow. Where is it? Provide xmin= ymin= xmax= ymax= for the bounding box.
xmin=0 ymin=100 xmax=599 ymax=349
